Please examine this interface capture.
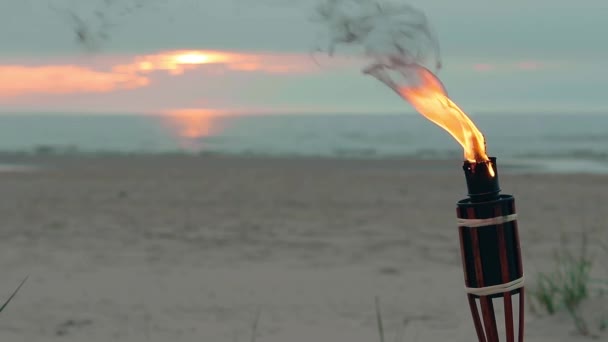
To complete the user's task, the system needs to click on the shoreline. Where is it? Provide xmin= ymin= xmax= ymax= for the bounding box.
xmin=1 ymin=153 xmax=608 ymax=176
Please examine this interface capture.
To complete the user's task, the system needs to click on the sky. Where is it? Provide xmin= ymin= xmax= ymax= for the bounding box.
xmin=0 ymin=0 xmax=607 ymax=115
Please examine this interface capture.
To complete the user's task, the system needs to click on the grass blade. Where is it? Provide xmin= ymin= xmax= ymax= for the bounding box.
xmin=374 ymin=296 xmax=385 ymax=342
xmin=250 ymin=307 xmax=261 ymax=342
xmin=0 ymin=276 xmax=28 ymax=313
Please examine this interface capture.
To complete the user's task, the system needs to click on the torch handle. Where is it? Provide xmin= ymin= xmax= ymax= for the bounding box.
xmin=457 ymin=195 xmax=524 ymax=342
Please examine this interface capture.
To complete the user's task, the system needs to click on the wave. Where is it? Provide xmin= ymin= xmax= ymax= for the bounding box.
xmin=1 ymin=144 xmax=607 ymax=175
xmin=4 ymin=143 xmax=606 ymax=161
xmin=513 ymin=150 xmax=608 ymax=161
xmin=0 ymin=113 xmax=605 ymax=174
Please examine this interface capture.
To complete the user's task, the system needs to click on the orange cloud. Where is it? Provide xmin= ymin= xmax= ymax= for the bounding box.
xmin=0 ymin=50 xmax=322 ymax=99
xmin=112 ymin=50 xmax=319 ymax=75
xmin=471 ymin=60 xmax=552 ymax=72
xmin=112 ymin=50 xmax=233 ymax=75
xmin=0 ymin=65 xmax=148 ymax=98
xmin=473 ymin=63 xmax=495 ymax=72
xmin=516 ymin=61 xmax=543 ymax=70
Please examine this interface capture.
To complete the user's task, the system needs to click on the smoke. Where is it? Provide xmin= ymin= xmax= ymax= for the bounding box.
xmin=312 ymin=0 xmax=442 ymax=87
xmin=47 ymin=0 xmax=163 ymax=51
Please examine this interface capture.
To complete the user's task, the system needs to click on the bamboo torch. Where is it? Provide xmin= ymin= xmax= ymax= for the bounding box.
xmin=457 ymin=158 xmax=525 ymax=342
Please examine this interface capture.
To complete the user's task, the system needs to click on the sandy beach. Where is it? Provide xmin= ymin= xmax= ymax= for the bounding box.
xmin=0 ymin=155 xmax=605 ymax=342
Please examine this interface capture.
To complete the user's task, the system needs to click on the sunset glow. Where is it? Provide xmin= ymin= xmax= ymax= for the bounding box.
xmin=0 ymin=50 xmax=320 ymax=100
xmin=0 ymin=65 xmax=149 ymax=98
xmin=113 ymin=50 xmax=233 ymax=75
xmin=162 ymin=108 xmax=224 ymax=142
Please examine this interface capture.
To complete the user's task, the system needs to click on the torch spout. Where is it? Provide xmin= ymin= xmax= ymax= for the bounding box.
xmin=463 ymin=157 xmax=501 ymax=202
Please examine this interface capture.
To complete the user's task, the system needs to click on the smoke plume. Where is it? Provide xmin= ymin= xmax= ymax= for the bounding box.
xmin=312 ymin=0 xmax=441 ymax=75
xmin=47 ymin=0 xmax=160 ymax=51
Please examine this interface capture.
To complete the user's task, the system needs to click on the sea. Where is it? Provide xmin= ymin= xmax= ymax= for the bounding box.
xmin=0 ymin=112 xmax=606 ymax=174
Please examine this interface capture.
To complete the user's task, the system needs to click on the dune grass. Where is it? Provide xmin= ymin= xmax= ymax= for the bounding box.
xmin=374 ymin=296 xmax=385 ymax=342
xmin=374 ymin=296 xmax=414 ymax=342
xmin=532 ymin=234 xmax=607 ymax=336
xmin=250 ymin=307 xmax=261 ymax=342
xmin=0 ymin=277 xmax=27 ymax=314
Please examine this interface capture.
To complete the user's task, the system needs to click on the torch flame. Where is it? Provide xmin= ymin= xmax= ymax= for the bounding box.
xmin=365 ymin=63 xmax=494 ymax=176
xmin=314 ymin=0 xmax=495 ymax=176
xmin=398 ymin=67 xmax=488 ymax=163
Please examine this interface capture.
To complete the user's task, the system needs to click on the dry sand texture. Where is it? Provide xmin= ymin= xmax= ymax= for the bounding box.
xmin=0 ymin=155 xmax=605 ymax=341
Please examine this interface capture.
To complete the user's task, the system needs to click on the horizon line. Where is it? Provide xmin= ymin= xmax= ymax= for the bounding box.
xmin=0 ymin=108 xmax=607 ymax=116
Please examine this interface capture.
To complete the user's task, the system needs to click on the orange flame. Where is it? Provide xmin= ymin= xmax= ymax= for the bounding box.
xmin=396 ymin=67 xmax=489 ymax=166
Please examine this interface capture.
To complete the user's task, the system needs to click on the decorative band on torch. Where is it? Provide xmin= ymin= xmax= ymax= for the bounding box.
xmin=458 ymin=214 xmax=524 ymax=296
xmin=457 ymin=212 xmax=525 ymax=297
xmin=464 ymin=276 xmax=525 ymax=297
xmin=457 ymin=214 xmax=517 ymax=228
xmin=456 ymin=157 xmax=525 ymax=342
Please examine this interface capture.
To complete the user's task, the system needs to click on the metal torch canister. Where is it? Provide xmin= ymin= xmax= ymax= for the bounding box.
xmin=456 ymin=157 xmax=525 ymax=342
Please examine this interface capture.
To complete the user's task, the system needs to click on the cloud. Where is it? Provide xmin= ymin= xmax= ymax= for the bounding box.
xmin=0 ymin=65 xmax=149 ymax=98
xmin=471 ymin=60 xmax=554 ymax=72
xmin=516 ymin=61 xmax=543 ymax=70
xmin=113 ymin=50 xmax=321 ymax=75
xmin=0 ymin=50 xmax=324 ymax=99
xmin=473 ymin=63 xmax=495 ymax=72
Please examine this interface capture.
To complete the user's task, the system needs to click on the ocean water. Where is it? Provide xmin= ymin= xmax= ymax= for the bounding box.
xmin=0 ymin=112 xmax=606 ymax=173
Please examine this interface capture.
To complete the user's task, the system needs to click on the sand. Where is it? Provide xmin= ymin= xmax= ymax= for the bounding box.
xmin=0 ymin=155 xmax=605 ymax=342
